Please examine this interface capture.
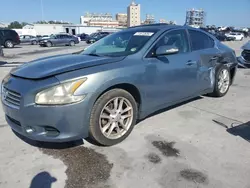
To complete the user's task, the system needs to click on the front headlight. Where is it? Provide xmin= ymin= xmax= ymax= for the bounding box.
xmin=35 ymin=78 xmax=87 ymax=105
xmin=43 ymin=40 xmax=48 ymax=42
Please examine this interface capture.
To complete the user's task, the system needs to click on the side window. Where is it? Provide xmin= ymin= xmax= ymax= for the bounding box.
xmin=25 ymin=36 xmax=31 ymax=39
xmin=188 ymin=30 xmax=215 ymax=51
xmin=147 ymin=29 xmax=189 ymax=57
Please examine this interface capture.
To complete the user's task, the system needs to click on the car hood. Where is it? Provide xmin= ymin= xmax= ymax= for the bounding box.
xmin=11 ymin=54 xmax=125 ymax=79
xmin=242 ymin=41 xmax=250 ymax=50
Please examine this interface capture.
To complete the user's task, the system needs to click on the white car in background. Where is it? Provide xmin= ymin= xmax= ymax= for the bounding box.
xmin=225 ymin=32 xmax=244 ymax=41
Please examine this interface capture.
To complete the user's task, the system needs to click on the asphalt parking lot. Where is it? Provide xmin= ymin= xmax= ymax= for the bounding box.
xmin=0 ymin=39 xmax=250 ymax=188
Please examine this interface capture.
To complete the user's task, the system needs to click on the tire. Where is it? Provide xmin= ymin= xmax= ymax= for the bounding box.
xmin=32 ymin=40 xmax=37 ymax=45
xmin=46 ymin=41 xmax=52 ymax=47
xmin=89 ymin=89 xmax=138 ymax=146
xmin=209 ymin=64 xmax=231 ymax=97
xmin=69 ymin=41 xmax=75 ymax=46
xmin=241 ymin=37 xmax=243 ymax=41
xmin=4 ymin=40 xmax=14 ymax=48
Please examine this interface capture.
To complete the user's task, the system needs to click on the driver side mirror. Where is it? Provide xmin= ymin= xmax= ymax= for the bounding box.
xmin=155 ymin=45 xmax=179 ymax=56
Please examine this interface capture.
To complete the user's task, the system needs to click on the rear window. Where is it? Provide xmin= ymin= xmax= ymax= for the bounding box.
xmin=1 ymin=30 xmax=17 ymax=36
xmin=188 ymin=30 xmax=215 ymax=51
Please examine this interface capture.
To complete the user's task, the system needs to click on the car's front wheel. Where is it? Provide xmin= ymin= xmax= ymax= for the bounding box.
xmin=89 ymin=89 xmax=138 ymax=146
xmin=209 ymin=65 xmax=231 ymax=97
xmin=69 ymin=41 xmax=75 ymax=46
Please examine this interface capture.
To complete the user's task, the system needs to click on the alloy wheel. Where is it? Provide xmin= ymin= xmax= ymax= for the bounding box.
xmin=218 ymin=69 xmax=230 ymax=94
xmin=99 ymin=97 xmax=134 ymax=140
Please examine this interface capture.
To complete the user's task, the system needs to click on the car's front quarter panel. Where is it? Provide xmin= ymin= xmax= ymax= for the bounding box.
xmin=55 ymin=56 xmax=148 ymax=118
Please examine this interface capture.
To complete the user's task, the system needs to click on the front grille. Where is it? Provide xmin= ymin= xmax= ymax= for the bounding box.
xmin=242 ymin=50 xmax=250 ymax=61
xmin=2 ymin=87 xmax=21 ymax=108
xmin=7 ymin=115 xmax=21 ymax=126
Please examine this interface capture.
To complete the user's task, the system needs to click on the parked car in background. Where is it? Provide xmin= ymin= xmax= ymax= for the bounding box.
xmin=0 ymin=29 xmax=20 ymax=48
xmin=1 ymin=24 xmax=238 ymax=146
xmin=86 ymin=33 xmax=109 ymax=44
xmin=213 ymin=33 xmax=235 ymax=41
xmin=20 ymin=35 xmax=39 ymax=45
xmin=238 ymin=41 xmax=250 ymax=67
xmin=77 ymin=33 xmax=89 ymax=41
xmin=38 ymin=35 xmax=50 ymax=42
xmin=39 ymin=34 xmax=79 ymax=47
xmin=225 ymin=32 xmax=244 ymax=41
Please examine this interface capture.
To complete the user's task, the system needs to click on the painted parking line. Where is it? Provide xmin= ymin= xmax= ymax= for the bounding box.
xmin=0 ymin=62 xmax=23 ymax=67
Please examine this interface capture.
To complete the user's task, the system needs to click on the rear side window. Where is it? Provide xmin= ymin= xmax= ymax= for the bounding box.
xmin=188 ymin=30 xmax=215 ymax=51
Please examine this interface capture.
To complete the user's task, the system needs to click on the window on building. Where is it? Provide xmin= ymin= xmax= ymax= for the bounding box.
xmin=188 ymin=30 xmax=215 ymax=51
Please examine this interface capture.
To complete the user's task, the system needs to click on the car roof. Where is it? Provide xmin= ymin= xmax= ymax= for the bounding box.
xmin=125 ymin=24 xmax=199 ymax=33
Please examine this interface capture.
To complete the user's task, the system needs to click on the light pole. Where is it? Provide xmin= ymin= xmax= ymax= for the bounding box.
xmin=41 ymin=0 xmax=44 ymax=21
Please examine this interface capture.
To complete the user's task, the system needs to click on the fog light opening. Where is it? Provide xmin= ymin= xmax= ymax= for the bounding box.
xmin=44 ymin=126 xmax=60 ymax=137
xmin=25 ymin=126 xmax=35 ymax=134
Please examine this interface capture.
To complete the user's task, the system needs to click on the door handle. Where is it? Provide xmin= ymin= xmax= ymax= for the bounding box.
xmin=186 ymin=60 xmax=197 ymax=66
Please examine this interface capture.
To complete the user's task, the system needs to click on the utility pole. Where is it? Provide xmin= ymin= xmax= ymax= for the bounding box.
xmin=41 ymin=0 xmax=44 ymax=21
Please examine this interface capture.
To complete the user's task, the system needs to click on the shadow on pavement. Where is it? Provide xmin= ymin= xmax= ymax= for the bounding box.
xmin=227 ymin=121 xmax=250 ymax=142
xmin=29 ymin=171 xmax=57 ymax=188
xmin=13 ymin=130 xmax=84 ymax=149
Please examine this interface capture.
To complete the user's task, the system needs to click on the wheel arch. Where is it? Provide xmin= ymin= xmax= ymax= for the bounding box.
xmin=95 ymin=83 xmax=142 ymax=108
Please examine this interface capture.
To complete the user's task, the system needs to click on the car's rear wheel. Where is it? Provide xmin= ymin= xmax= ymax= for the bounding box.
xmin=4 ymin=40 xmax=14 ymax=48
xmin=209 ymin=65 xmax=231 ymax=97
xmin=89 ymin=89 xmax=138 ymax=146
xmin=46 ymin=41 xmax=52 ymax=47
xmin=69 ymin=41 xmax=75 ymax=46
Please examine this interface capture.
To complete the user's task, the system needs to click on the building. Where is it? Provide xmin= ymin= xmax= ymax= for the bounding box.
xmin=80 ymin=12 xmax=119 ymax=28
xmin=142 ymin=14 xmax=155 ymax=25
xmin=127 ymin=1 xmax=141 ymax=27
xmin=185 ymin=8 xmax=205 ymax=27
xmin=63 ymin=25 xmax=121 ymax=35
xmin=0 ymin=22 xmax=9 ymax=28
xmin=159 ymin=19 xmax=168 ymax=24
xmin=22 ymin=24 xmax=64 ymax=35
xmin=116 ymin=13 xmax=127 ymax=27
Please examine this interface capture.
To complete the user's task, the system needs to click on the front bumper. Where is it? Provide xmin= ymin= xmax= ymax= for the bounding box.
xmin=1 ymin=76 xmax=91 ymax=142
xmin=237 ymin=56 xmax=250 ymax=68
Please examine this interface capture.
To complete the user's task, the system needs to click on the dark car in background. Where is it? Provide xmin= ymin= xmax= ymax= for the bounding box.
xmin=86 ymin=32 xmax=110 ymax=44
xmin=1 ymin=24 xmax=238 ymax=146
xmin=0 ymin=29 xmax=20 ymax=48
xmin=39 ymin=34 xmax=79 ymax=47
xmin=20 ymin=35 xmax=39 ymax=45
xmin=77 ymin=33 xmax=89 ymax=41
xmin=238 ymin=41 xmax=250 ymax=67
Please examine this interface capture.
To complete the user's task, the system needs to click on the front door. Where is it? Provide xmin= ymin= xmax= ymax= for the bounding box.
xmin=143 ymin=29 xmax=200 ymax=110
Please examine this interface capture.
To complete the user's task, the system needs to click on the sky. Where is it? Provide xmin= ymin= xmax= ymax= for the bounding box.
xmin=1 ymin=0 xmax=250 ymax=27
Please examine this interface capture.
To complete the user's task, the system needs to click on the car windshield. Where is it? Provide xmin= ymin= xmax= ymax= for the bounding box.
xmin=81 ymin=29 xmax=158 ymax=57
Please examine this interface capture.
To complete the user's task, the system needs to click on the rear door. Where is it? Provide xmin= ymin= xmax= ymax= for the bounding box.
xmin=187 ymin=29 xmax=221 ymax=92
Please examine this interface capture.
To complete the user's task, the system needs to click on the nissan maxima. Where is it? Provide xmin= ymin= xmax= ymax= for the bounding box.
xmin=1 ymin=24 xmax=238 ymax=146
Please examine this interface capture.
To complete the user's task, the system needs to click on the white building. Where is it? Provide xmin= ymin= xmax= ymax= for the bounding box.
xmin=0 ymin=22 xmax=9 ymax=28
xmin=127 ymin=1 xmax=141 ymax=27
xmin=63 ymin=25 xmax=121 ymax=35
xmin=80 ymin=12 xmax=119 ymax=28
xmin=22 ymin=24 xmax=64 ymax=35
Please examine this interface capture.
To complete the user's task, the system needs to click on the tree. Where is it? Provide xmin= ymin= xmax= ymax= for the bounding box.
xmin=8 ymin=21 xmax=23 ymax=29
